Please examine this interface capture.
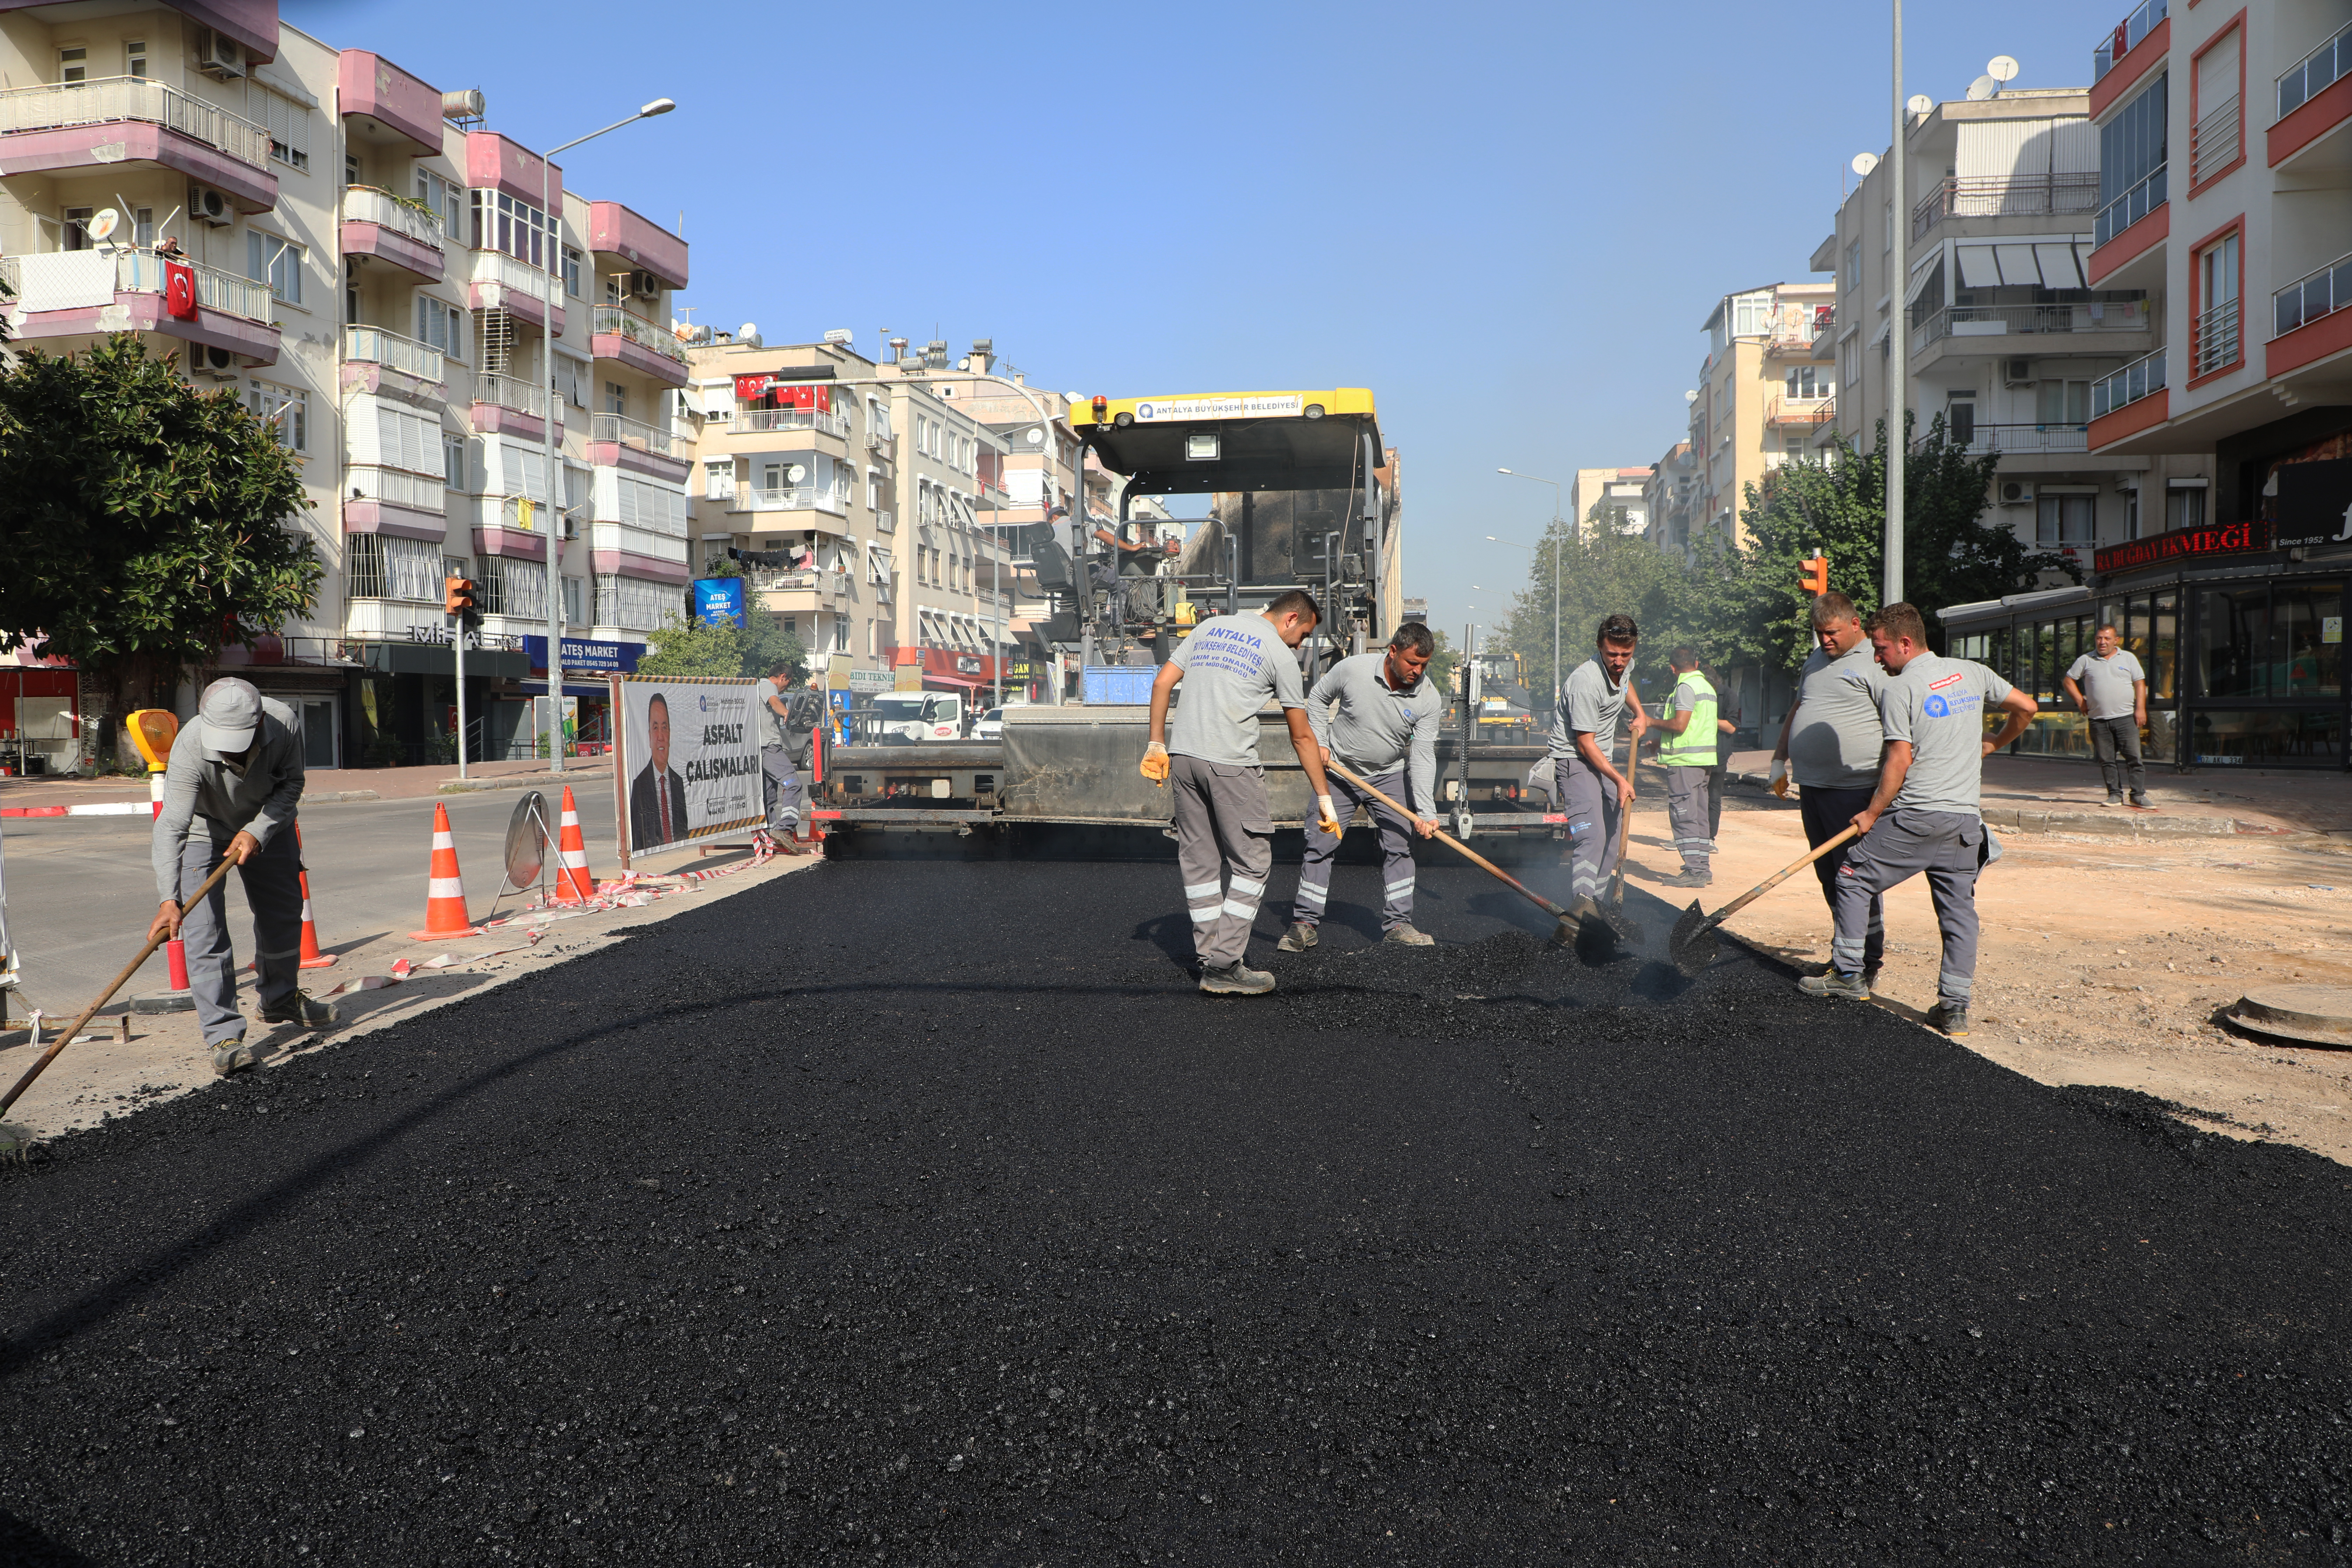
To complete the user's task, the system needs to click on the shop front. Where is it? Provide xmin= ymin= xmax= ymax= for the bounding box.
xmin=523 ymin=636 xmax=646 ymax=760
xmin=348 ymin=626 xmax=533 ymax=768
xmin=0 ymin=659 xmax=79 ymax=776
xmin=1939 ymin=522 xmax=2348 ymax=771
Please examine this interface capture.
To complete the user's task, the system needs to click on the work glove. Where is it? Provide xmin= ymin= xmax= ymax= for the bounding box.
xmin=1140 ymin=740 xmax=1169 ymax=785
xmin=1769 ymin=756 xmax=1791 ymax=798
xmin=1316 ymin=794 xmax=1342 ymax=836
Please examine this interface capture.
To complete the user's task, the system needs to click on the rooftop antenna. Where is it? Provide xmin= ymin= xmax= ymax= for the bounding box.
xmin=1966 ymin=75 xmax=1997 ymax=101
xmin=1986 ymin=55 xmax=2019 ymax=93
xmin=1906 ymin=93 xmax=1933 ymax=117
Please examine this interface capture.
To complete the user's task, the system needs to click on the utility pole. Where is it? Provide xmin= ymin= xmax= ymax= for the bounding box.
xmin=1886 ymin=0 xmax=1907 ymax=607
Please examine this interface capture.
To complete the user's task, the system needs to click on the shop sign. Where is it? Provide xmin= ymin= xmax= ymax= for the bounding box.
xmin=407 ymin=624 xmax=524 ymax=652
xmin=2098 ymin=514 xmax=2352 ymax=574
xmin=955 ymin=654 xmax=983 ymax=674
xmin=693 ymin=578 xmax=746 ymax=628
xmin=523 ymin=636 xmax=644 ymax=674
xmin=845 ymin=668 xmax=896 ymax=693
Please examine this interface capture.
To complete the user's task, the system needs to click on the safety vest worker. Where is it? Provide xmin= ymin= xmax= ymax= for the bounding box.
xmin=1653 ymin=649 xmax=1718 ymax=887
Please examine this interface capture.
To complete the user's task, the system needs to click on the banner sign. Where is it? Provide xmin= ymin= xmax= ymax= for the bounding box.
xmin=1130 ymin=393 xmax=1301 ymax=422
xmin=732 ymin=377 xmax=833 ymax=409
xmin=611 ymin=675 xmax=764 ymax=864
xmin=2095 ymin=516 xmax=2347 ymax=574
xmin=524 ymin=636 xmax=643 ymax=674
xmin=693 ymin=578 xmax=747 ymax=628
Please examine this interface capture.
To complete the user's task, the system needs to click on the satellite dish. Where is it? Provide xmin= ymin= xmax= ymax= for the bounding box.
xmin=784 ymin=463 xmax=807 ymax=484
xmin=87 ymin=208 xmax=121 ymax=242
xmin=738 ymin=321 xmax=760 ymax=341
xmin=1851 ymin=152 xmax=1879 ymax=176
xmin=1025 ymin=425 xmax=1045 ymax=446
xmin=499 ymin=791 xmax=551 ymax=896
xmin=1987 ymin=55 xmax=2019 ymax=83
xmin=1966 ymin=75 xmax=1996 ymax=101
xmin=1907 ymin=93 xmax=1934 ymax=116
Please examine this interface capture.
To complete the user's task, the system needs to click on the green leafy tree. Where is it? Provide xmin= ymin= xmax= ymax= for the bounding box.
xmin=1423 ymin=625 xmax=1461 ymax=698
xmin=1496 ymin=505 xmax=1714 ymax=705
xmin=0 ymin=335 xmax=319 ymax=766
xmin=637 ymin=609 xmax=808 ymax=681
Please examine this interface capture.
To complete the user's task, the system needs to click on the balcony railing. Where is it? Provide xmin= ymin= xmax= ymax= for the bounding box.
xmin=2191 ymin=297 xmax=2241 ymax=376
xmin=2190 ymin=96 xmax=2241 ymax=183
xmin=589 ymin=411 xmax=678 ymax=457
xmin=470 ymin=248 xmax=548 ymax=295
xmin=1764 ymin=394 xmax=1836 ymax=426
xmin=728 ymin=406 xmax=853 ymax=438
xmin=472 ymin=373 xmax=547 ymax=419
xmin=742 ymin=485 xmax=848 ymax=517
xmin=0 ymin=248 xmax=275 ymax=322
xmin=341 ymin=185 xmax=445 ymax=250
xmin=2273 ymin=248 xmax=2352 ymax=338
xmin=2093 ymin=0 xmax=2166 ymax=83
xmin=2091 ymin=347 xmax=2165 ymax=419
xmin=346 ymin=465 xmax=447 ymax=513
xmin=1945 ymin=423 xmax=2091 ymax=455
xmin=0 ymin=74 xmax=270 ymax=169
xmin=591 ymin=306 xmax=688 ymax=365
xmin=2278 ymin=17 xmax=2352 ymax=120
xmin=1911 ymin=299 xmax=2151 ymax=350
xmin=1910 ymin=173 xmax=2101 ymax=240
xmin=343 ymin=323 xmax=444 ymax=383
xmin=748 ymin=568 xmax=849 ymax=598
xmin=2093 ymin=165 xmax=2166 ymax=248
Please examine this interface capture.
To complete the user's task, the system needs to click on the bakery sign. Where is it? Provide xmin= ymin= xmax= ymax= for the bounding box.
xmin=2092 ymin=519 xmax=2345 ymax=574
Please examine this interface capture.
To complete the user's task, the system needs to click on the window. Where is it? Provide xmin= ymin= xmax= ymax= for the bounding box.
xmin=562 ymin=245 xmax=583 ymax=299
xmin=2165 ymin=485 xmax=2205 ymax=533
xmin=247 ymin=231 xmax=303 ymax=305
xmin=704 ymin=459 xmax=735 ymax=501
xmin=444 ymin=434 xmax=467 ymax=491
xmin=345 ymin=534 xmax=441 ymax=601
xmin=2193 ymin=231 xmax=2240 ymax=377
xmin=2197 ymin=581 xmax=2346 ymax=700
xmin=469 ymin=189 xmax=553 ymax=267
xmin=416 ymin=295 xmax=465 ymax=359
xmin=1785 ymin=367 xmax=1829 ymax=400
xmin=62 ymin=206 xmax=93 ymax=252
xmin=251 ymin=85 xmax=311 ymax=171
xmin=867 ymin=469 xmax=881 ymax=510
xmin=414 ymin=169 xmax=462 ymax=236
xmin=344 ymin=259 xmax=360 ymax=327
xmin=2097 ymin=76 xmax=2167 ymax=241
xmin=2035 ymin=492 xmax=2095 ymax=547
xmin=2125 ymin=487 xmax=2142 ymax=540
xmin=124 ymin=40 xmax=146 ymax=78
xmin=58 ymin=47 xmax=86 ymax=84
xmin=1945 ymin=392 xmax=1975 ymax=448
xmin=132 ymin=205 xmax=153 ymax=246
xmin=1843 ymin=239 xmax=1861 ymax=295
xmin=246 ymin=380 xmax=308 ymax=451
xmin=593 ymin=574 xmax=673 ymax=632
xmin=476 ymin=556 xmax=548 ymax=621
xmin=2035 ymin=379 xmax=2091 ymax=425
xmin=563 ymin=576 xmax=586 ymax=627
xmin=604 ymin=382 xmax=626 ymax=418
xmin=2191 ymin=24 xmax=2242 ymax=185
xmin=1731 ymin=293 xmax=1772 ymax=336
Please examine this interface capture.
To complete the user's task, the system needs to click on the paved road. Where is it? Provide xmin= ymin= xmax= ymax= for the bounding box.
xmin=4 ymin=850 xmax=2350 ymax=1564
xmin=1 ymin=781 xmax=617 ymax=1014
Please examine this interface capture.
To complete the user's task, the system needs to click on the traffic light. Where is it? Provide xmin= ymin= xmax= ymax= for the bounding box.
xmin=1799 ymin=552 xmax=1829 ymax=597
xmin=444 ymin=575 xmax=479 ymax=625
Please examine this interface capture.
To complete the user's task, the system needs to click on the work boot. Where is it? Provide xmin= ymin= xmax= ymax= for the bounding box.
xmin=1277 ymin=922 xmax=1319 ymax=953
xmin=776 ymin=830 xmax=806 ymax=855
xmin=2101 ymin=795 xmax=2123 ymax=808
xmin=1198 ymin=961 xmax=1276 ymax=996
xmin=259 ymin=991 xmax=337 ymax=1030
xmin=1797 ymin=970 xmax=1871 ymax=1001
xmin=211 ymin=1037 xmax=257 ymax=1078
xmin=1862 ymin=968 xmax=1883 ymax=994
xmin=1382 ymin=923 xmax=1435 ymax=946
xmin=1927 ymin=1001 xmax=1971 ymax=1038
xmin=2128 ymin=794 xmax=2154 ymax=811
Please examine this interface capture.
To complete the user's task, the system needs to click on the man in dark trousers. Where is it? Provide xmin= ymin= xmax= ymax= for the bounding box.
xmin=1143 ymin=589 xmax=1337 ymax=996
xmin=146 ymin=677 xmax=335 ymax=1078
xmin=752 ymin=659 xmax=806 ymax=855
xmin=2062 ymin=622 xmax=2151 ymax=808
xmin=1772 ymin=592 xmax=1891 ymax=989
xmin=629 ymin=691 xmax=691 ymax=852
xmin=1549 ymin=614 xmax=1639 ymax=923
xmin=1647 ymin=644 xmax=1727 ymax=887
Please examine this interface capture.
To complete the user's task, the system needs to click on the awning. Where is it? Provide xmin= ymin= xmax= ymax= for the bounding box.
xmin=923 ymin=672 xmax=987 ymax=692
xmin=1903 ymin=254 xmax=1941 ymax=306
xmin=520 ymin=681 xmax=611 ymax=698
xmin=1956 ymin=244 xmax=2000 ymax=288
xmin=2034 ymin=243 xmax=2085 ymax=289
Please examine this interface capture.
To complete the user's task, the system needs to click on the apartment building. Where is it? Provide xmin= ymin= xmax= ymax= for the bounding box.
xmin=1569 ymin=467 xmax=1653 ymax=535
xmin=881 ymin=376 xmax=1018 ymax=702
xmin=1820 ymin=83 xmax=2197 ymax=583
xmin=1643 ymin=441 xmax=1701 ymax=556
xmin=1685 ymin=280 xmax=1837 ymax=549
xmin=0 ymin=2 xmax=690 ymax=767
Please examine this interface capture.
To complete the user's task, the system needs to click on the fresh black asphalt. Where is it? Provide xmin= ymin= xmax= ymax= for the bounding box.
xmin=5 ymin=845 xmax=2352 ymax=1565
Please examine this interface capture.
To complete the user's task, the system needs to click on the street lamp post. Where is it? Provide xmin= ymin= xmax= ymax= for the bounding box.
xmin=536 ymin=96 xmax=673 ymax=776
xmin=1887 ymin=0 xmax=1907 ymax=606
xmin=1495 ymin=465 xmax=1566 ymax=700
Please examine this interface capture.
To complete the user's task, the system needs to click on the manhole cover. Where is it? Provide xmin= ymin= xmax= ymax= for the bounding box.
xmin=2222 ymin=986 xmax=2352 ymax=1048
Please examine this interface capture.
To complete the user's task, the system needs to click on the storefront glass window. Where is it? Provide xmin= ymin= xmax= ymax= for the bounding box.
xmin=2189 ymin=709 xmax=2345 ymax=766
xmin=2279 ymin=582 xmax=2344 ymax=699
xmin=2199 ymin=587 xmax=2273 ymax=698
xmin=2151 ymin=594 xmax=2178 ymax=700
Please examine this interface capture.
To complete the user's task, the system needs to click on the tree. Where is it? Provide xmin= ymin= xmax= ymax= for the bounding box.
xmin=0 ymin=335 xmax=319 ymax=767
xmin=1496 ymin=505 xmax=1713 ymax=704
xmin=637 ymin=609 xmax=808 ymax=682
xmin=1424 ymin=625 xmax=1461 ymax=698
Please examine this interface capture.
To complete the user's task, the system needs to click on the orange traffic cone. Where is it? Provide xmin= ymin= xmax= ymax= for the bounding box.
xmin=410 ymin=801 xmax=482 ymax=940
xmin=295 ymin=825 xmax=336 ymax=968
xmin=551 ymin=785 xmax=596 ymax=904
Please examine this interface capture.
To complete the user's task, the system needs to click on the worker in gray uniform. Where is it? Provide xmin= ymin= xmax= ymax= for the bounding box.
xmin=1143 ymin=590 xmax=1337 ymax=996
xmin=1280 ymin=621 xmax=1444 ymax=951
xmin=752 ymin=658 xmax=807 ymax=856
xmin=1772 ymin=592 xmax=1890 ymax=988
xmin=1549 ymin=614 xmax=1639 ymax=923
xmin=1799 ymin=602 xmax=2037 ymax=1038
xmin=144 ymin=678 xmax=336 ymax=1077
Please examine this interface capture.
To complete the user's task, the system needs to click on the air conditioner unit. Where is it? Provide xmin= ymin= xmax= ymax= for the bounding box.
xmin=2003 ymin=358 xmax=2033 ymax=386
xmin=189 ymin=184 xmax=233 ymax=227
xmin=199 ymin=345 xmax=238 ymax=382
xmin=195 ymin=28 xmax=244 ymax=79
xmin=1999 ymin=479 xmax=2036 ymax=505
xmin=630 ymin=271 xmax=660 ymax=300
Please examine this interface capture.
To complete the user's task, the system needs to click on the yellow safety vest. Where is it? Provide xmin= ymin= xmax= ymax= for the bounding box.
xmin=1659 ymin=672 xmax=1717 ymax=767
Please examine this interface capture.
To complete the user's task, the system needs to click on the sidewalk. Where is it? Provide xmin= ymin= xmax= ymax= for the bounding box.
xmin=1722 ymin=749 xmax=2351 ymax=838
xmin=0 ymin=755 xmax=606 ymax=814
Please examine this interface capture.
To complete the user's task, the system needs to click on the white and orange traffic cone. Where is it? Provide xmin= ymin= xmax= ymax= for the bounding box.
xmin=551 ymin=785 xmax=596 ymax=904
xmin=410 ymin=801 xmax=482 ymax=940
xmin=294 ymin=825 xmax=336 ymax=968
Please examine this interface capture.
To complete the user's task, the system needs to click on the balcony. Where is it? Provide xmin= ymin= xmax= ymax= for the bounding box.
xmin=342 ymin=464 xmax=448 ymax=543
xmin=1946 ymin=423 xmax=2091 ymax=456
xmin=726 ymin=405 xmax=853 ymax=439
xmin=468 ymin=249 xmax=562 ymax=331
xmin=0 ymin=248 xmax=278 ymax=363
xmin=2269 ymin=249 xmax=2352 ymax=377
xmin=2088 ymin=346 xmax=2168 ymax=446
xmin=586 ymin=201 xmax=688 ymax=290
xmin=0 ymin=76 xmax=275 ymax=212
xmin=2272 ymin=19 xmax=2352 ymax=168
xmin=587 ymin=411 xmax=690 ymax=483
xmin=1911 ymin=299 xmax=2151 ymax=355
xmin=1910 ymin=174 xmax=2101 ymax=241
xmin=2189 ymin=94 xmax=2242 ymax=187
xmin=2190 ymin=297 xmax=2241 ymax=379
xmin=749 ymin=568 xmax=851 ymax=613
xmin=2092 ymin=0 xmax=2168 ymax=94
xmin=2093 ymin=167 xmax=2166 ymax=250
xmin=341 ymin=323 xmax=445 ymax=402
xmin=589 ymin=307 xmax=690 ymax=388
xmin=340 ymin=185 xmax=444 ymax=280
xmin=470 ymin=372 xmax=555 ymax=440
xmin=335 ymin=51 xmax=443 ymax=156
xmin=737 ymin=485 xmax=849 ymax=518
xmin=1764 ymin=394 xmax=1837 ymax=428
xmin=588 ymin=523 xmax=692 ymax=584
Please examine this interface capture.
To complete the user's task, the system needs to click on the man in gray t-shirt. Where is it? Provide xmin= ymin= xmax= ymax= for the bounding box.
xmin=752 ymin=662 xmax=808 ymax=854
xmin=1798 ymin=603 xmax=2036 ymax=1040
xmin=1145 ymin=592 xmax=1335 ymax=995
xmin=1772 ymin=593 xmax=1890 ymax=980
xmin=2063 ymin=624 xmax=2151 ymax=807
xmin=1550 ymin=614 xmax=1640 ymax=918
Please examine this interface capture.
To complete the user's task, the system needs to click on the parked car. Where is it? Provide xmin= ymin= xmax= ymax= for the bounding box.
xmin=867 ymin=692 xmax=967 ymax=744
xmin=973 ymin=706 xmax=1005 ymax=740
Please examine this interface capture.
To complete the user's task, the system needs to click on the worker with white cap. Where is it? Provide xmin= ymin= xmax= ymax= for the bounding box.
xmin=145 ymin=677 xmax=335 ymax=1076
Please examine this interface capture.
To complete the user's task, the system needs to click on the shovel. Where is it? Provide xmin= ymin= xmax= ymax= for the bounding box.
xmin=1322 ymin=760 xmax=1582 ymax=946
xmin=1667 ymin=824 xmax=1859 ymax=979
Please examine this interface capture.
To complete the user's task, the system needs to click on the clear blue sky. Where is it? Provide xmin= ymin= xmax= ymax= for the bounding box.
xmin=289 ymin=0 xmax=2106 ymax=642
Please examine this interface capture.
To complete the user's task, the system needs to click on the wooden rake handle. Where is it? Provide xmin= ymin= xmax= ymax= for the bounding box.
xmin=1323 ymin=758 xmax=1570 ymax=922
xmin=1705 ymin=824 xmax=1861 ymax=929
xmin=0 ymin=852 xmax=238 ymax=1118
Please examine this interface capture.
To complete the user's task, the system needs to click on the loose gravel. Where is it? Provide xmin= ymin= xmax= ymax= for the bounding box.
xmin=6 ymin=851 xmax=2352 ymax=1565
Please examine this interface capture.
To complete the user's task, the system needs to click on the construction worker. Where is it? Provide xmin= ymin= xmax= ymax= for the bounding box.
xmin=1648 ymin=645 xmax=1727 ymax=887
xmin=1550 ymin=614 xmax=1639 ymax=922
xmin=752 ymin=658 xmax=807 ymax=856
xmin=1772 ymin=592 xmax=1890 ymax=987
xmin=1280 ymin=622 xmax=1444 ymax=952
xmin=144 ymin=678 xmax=336 ymax=1078
xmin=1143 ymin=589 xmax=1337 ymax=996
xmin=1799 ymin=602 xmax=2037 ymax=1038
xmin=2062 ymin=622 xmax=2150 ymax=808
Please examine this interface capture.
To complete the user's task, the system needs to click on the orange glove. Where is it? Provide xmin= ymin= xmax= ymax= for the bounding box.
xmin=1140 ymin=740 xmax=1169 ymax=786
xmin=1315 ymin=793 xmax=1342 ymax=836
xmin=1769 ymin=757 xmax=1791 ymax=798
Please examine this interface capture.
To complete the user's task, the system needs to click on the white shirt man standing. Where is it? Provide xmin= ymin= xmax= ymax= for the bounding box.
xmin=2062 ymin=624 xmax=2151 ymax=808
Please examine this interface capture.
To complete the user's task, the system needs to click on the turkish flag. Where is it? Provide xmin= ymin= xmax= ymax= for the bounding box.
xmin=164 ymin=261 xmax=198 ymax=319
